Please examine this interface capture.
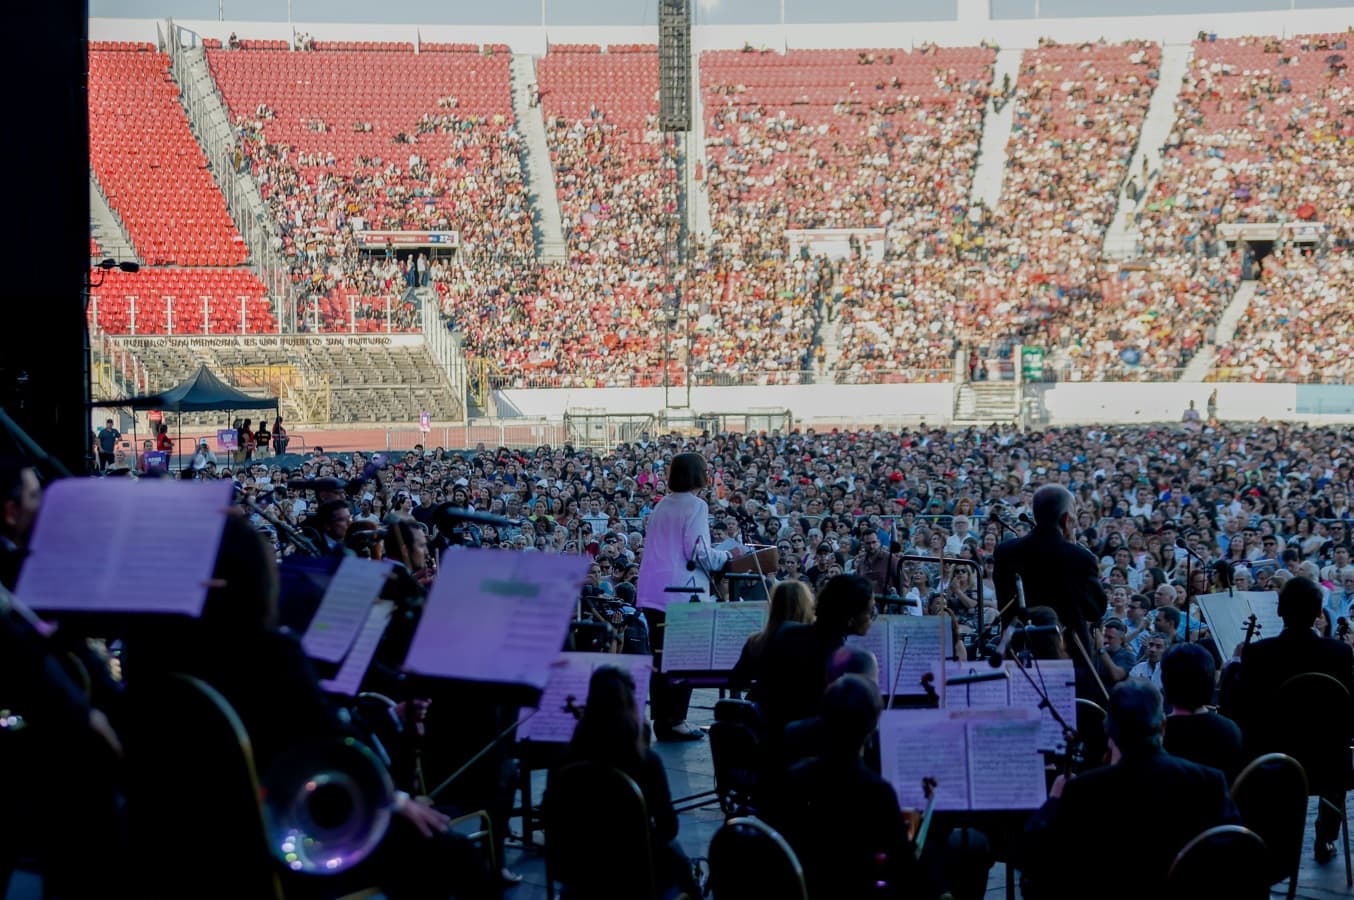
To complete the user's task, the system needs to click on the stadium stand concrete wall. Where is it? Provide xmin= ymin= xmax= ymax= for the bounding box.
xmin=494 ymin=382 xmax=1347 ymax=425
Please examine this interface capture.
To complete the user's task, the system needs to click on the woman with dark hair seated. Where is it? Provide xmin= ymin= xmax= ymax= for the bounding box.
xmin=754 ymin=574 xmax=876 ymax=742
xmin=557 ymin=665 xmax=700 ymax=897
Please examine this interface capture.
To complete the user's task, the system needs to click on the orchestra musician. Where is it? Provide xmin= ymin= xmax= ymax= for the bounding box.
xmin=1230 ymin=576 xmax=1354 ymax=862
xmin=1020 ymin=681 xmax=1238 ymax=900
xmin=753 ymin=574 xmax=876 ymax=747
xmin=0 ymin=463 xmax=125 ymax=896
xmin=635 ymin=452 xmax=739 ymax=742
xmin=762 ymin=674 xmax=920 ymax=900
xmin=126 ymin=513 xmax=493 ymax=898
xmin=554 ymin=665 xmax=700 ymax=898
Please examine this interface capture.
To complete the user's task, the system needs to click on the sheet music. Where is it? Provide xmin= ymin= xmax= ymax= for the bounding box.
xmin=17 ymin=479 xmax=231 ymax=616
xmin=660 ymin=602 xmax=718 ymax=671
xmin=1007 ymin=659 xmax=1077 ymax=753
xmin=942 ymin=663 xmax=1011 ymax=708
xmin=881 ymin=708 xmax=1046 ymax=812
xmin=302 ymin=557 xmax=392 ymax=663
xmin=518 ymin=659 xmax=594 ymax=744
xmin=1241 ymin=591 xmax=1282 ymax=644
xmin=879 ymin=709 xmax=971 ymax=811
xmin=1195 ymin=590 xmax=1280 ymax=653
xmin=964 ymin=710 xmax=1046 ymax=810
xmin=518 ymin=653 xmax=653 ymax=743
xmin=404 ymin=550 xmax=586 ymax=689
xmin=846 ymin=624 xmax=891 ymax=692
xmin=892 ymin=616 xmax=946 ymax=699
xmin=321 ymin=601 xmax=394 ymax=696
xmin=1194 ymin=591 xmax=1250 ymax=653
xmin=711 ymin=602 xmax=768 ymax=671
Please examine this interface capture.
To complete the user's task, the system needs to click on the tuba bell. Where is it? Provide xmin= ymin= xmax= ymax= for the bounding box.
xmin=261 ymin=736 xmax=394 ymax=874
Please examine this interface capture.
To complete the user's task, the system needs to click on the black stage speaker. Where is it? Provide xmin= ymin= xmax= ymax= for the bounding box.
xmin=658 ymin=0 xmax=691 ymax=132
xmin=1 ymin=1 xmax=90 ymax=473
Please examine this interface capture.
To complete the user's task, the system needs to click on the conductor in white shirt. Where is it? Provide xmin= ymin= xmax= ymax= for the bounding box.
xmin=637 ymin=452 xmax=741 ymax=741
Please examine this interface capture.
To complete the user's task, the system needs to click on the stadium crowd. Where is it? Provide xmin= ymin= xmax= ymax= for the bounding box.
xmin=181 ymin=419 xmax=1354 ymax=645
xmin=1137 ymin=32 xmax=1354 ymax=380
xmin=10 ymin=415 xmax=1354 ymax=896
xmin=91 ymin=34 xmax=1354 ymax=381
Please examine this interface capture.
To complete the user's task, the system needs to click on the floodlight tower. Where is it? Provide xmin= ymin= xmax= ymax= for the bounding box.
xmin=658 ymin=0 xmax=693 ymax=411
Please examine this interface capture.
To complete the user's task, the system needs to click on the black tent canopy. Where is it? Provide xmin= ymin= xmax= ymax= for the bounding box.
xmin=94 ymin=365 xmax=279 ymax=468
xmin=98 ymin=365 xmax=279 ymax=413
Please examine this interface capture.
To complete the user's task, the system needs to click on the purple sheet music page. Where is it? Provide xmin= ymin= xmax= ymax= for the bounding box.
xmin=17 ymin=478 xmax=232 ymax=616
xmin=404 ymin=549 xmax=588 ymax=689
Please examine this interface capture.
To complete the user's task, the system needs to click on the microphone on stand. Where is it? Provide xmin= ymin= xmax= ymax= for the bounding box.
xmin=987 ymin=619 xmax=1021 ymax=668
xmin=1175 ymin=537 xmax=1206 ymax=563
xmin=1175 ymin=538 xmax=1205 ymax=643
xmin=988 ymin=511 xmax=1017 ymax=538
xmin=986 ymin=623 xmax=1059 ymax=668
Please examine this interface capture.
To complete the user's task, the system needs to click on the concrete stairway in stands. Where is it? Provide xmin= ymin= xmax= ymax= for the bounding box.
xmin=1103 ymin=42 xmax=1194 ymax=259
xmin=89 ymin=171 xmax=140 ymax=264
xmin=511 ymin=54 xmax=568 ymax=263
xmin=688 ymin=50 xmax=711 ymax=239
xmin=1179 ymin=280 xmax=1258 ymax=381
xmin=952 ymin=381 xmax=1023 ymax=426
xmin=968 ymin=48 xmax=1023 ymax=210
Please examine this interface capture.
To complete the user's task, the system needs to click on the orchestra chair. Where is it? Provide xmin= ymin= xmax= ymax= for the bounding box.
xmin=544 ymin=762 xmax=688 ymax=900
xmin=1166 ymin=825 xmax=1269 ymax=900
xmin=1074 ymin=697 xmax=1108 ymax=772
xmin=1270 ymin=672 xmax=1354 ymax=886
xmin=707 ymin=816 xmax=807 ymax=900
xmin=709 ymin=698 xmax=766 ymax=815
xmin=122 ymin=673 xmax=283 ymax=899
xmin=1230 ymin=753 xmax=1308 ymax=900
xmin=446 ymin=809 xmax=497 ymax=874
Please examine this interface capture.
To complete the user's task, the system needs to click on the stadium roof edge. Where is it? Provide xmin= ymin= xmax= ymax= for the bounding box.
xmin=92 ymin=8 xmax=1354 ymax=53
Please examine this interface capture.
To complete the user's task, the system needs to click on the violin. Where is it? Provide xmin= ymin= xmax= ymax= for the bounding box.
xmin=1242 ymin=613 xmax=1260 ymax=650
xmin=563 ymin=694 xmax=585 ymax=720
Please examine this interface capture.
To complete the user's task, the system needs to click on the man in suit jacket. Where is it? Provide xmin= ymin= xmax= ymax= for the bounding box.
xmin=1234 ymin=576 xmax=1354 ymax=860
xmin=994 ymin=485 xmax=1106 ymax=668
xmin=1021 ymin=681 xmax=1239 ymax=900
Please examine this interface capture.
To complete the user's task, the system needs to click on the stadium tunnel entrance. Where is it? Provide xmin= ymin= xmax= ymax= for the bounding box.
xmin=1240 ymin=238 xmax=1273 ymax=281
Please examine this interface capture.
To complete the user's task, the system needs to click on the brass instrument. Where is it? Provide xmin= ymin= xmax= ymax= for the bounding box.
xmin=262 ymin=737 xmax=394 ymax=874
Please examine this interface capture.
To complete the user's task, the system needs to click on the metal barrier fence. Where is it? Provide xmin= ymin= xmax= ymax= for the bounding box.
xmin=383 ymin=422 xmax=569 ymax=451
xmin=484 ymin=369 xmax=952 ymax=390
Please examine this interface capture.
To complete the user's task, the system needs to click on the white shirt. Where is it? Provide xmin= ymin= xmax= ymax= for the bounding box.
xmin=1129 ymin=659 xmax=1163 ymax=689
xmin=636 ymin=492 xmax=730 ymax=613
